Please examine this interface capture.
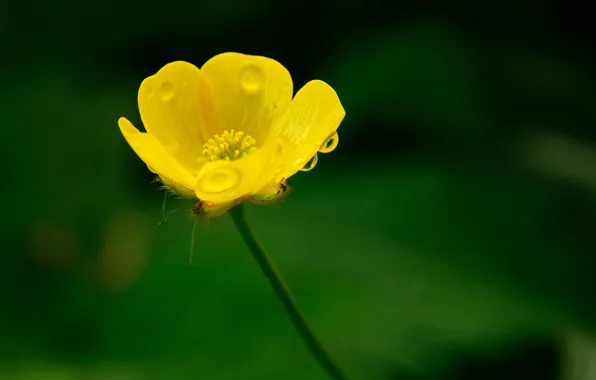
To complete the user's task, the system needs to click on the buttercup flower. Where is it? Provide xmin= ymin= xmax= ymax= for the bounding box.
xmin=118 ymin=53 xmax=345 ymax=216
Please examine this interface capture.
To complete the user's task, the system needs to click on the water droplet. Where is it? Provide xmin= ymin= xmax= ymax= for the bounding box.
xmin=319 ymin=132 xmax=339 ymax=153
xmin=300 ymin=153 xmax=318 ymax=172
xmin=197 ymin=166 xmax=242 ymax=194
xmin=161 ymin=81 xmax=175 ymax=101
xmin=240 ymin=64 xmax=262 ymax=94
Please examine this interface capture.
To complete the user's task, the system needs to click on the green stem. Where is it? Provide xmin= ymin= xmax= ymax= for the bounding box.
xmin=229 ymin=204 xmax=350 ymax=380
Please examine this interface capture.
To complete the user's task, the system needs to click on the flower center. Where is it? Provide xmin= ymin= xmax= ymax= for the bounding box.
xmin=202 ymin=129 xmax=257 ymax=162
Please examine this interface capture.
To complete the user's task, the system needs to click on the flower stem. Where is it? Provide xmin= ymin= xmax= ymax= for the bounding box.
xmin=228 ymin=204 xmax=350 ymax=380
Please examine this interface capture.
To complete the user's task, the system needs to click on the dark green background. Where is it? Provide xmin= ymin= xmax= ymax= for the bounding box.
xmin=2 ymin=1 xmax=596 ymax=379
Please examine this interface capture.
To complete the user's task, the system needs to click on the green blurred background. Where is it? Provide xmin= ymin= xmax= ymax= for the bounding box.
xmin=2 ymin=1 xmax=596 ymax=379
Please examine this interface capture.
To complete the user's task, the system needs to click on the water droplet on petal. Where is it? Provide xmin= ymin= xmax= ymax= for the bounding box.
xmin=319 ymin=132 xmax=339 ymax=153
xmin=300 ymin=153 xmax=318 ymax=172
xmin=161 ymin=81 xmax=175 ymax=101
xmin=240 ymin=64 xmax=262 ymax=94
xmin=197 ymin=166 xmax=242 ymax=194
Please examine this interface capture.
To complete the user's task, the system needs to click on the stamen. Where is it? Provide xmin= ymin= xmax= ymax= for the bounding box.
xmin=202 ymin=130 xmax=256 ymax=162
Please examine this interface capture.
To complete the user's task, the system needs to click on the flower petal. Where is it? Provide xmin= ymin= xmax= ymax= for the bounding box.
xmin=273 ymin=80 xmax=345 ymax=180
xmin=118 ymin=117 xmax=195 ymax=197
xmin=248 ymin=178 xmax=290 ymax=205
xmin=192 ymin=200 xmax=239 ymax=219
xmin=194 ymin=138 xmax=284 ymax=204
xmin=200 ymin=53 xmax=293 ymax=142
xmin=138 ymin=61 xmax=215 ymax=174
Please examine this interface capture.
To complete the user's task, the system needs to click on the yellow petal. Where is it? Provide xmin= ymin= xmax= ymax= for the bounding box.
xmin=248 ymin=178 xmax=290 ymax=205
xmin=274 ymin=80 xmax=345 ymax=180
xmin=138 ymin=61 xmax=214 ymax=174
xmin=200 ymin=52 xmax=293 ymax=142
xmin=194 ymin=138 xmax=284 ymax=203
xmin=192 ymin=200 xmax=240 ymax=219
xmin=118 ymin=117 xmax=195 ymax=197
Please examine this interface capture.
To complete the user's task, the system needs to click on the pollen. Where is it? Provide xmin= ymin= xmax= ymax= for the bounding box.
xmin=202 ymin=129 xmax=257 ymax=162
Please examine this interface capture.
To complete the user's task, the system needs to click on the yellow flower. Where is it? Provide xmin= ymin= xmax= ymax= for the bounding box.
xmin=118 ymin=53 xmax=345 ymax=216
